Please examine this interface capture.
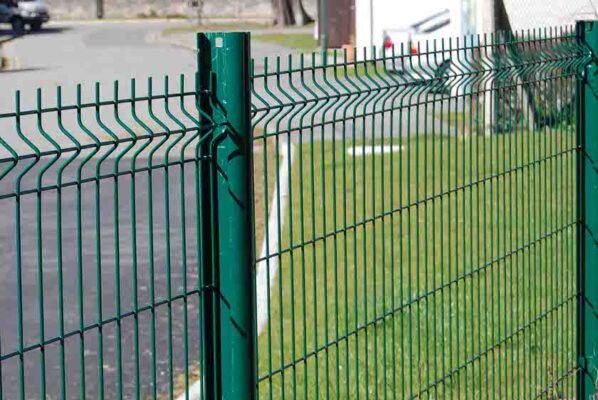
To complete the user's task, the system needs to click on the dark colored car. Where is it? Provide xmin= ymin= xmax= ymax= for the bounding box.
xmin=0 ymin=0 xmax=49 ymax=34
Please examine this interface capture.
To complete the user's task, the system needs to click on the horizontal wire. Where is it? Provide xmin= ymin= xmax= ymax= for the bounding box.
xmin=1 ymin=154 xmax=210 ymax=200
xmin=0 ymin=286 xmax=212 ymax=362
xmin=256 ymin=147 xmax=578 ymax=263
xmin=412 ymin=293 xmax=578 ymax=398
xmin=0 ymin=90 xmax=205 ymax=119
xmin=258 ymin=221 xmax=578 ymax=382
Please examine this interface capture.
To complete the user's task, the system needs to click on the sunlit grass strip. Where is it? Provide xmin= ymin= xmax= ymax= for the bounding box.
xmin=256 ymin=132 xmax=578 ymax=399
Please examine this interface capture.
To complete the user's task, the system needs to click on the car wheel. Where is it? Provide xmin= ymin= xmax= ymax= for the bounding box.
xmin=11 ymin=18 xmax=25 ymax=35
xmin=30 ymin=21 xmax=42 ymax=31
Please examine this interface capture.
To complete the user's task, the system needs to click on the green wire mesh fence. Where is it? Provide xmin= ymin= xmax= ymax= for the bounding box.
xmin=0 ymin=77 xmax=217 ymax=400
xmin=251 ymin=26 xmax=589 ymax=399
xmin=0 ymin=22 xmax=596 ymax=400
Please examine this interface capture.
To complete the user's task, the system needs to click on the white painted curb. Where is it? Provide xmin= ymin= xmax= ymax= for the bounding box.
xmin=255 ymin=140 xmax=295 ymax=334
xmin=347 ymin=144 xmax=404 ymax=156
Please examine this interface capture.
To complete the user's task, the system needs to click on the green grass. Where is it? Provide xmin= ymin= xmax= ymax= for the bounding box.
xmin=255 ymin=130 xmax=579 ymax=398
xmin=162 ymin=22 xmax=271 ymax=35
xmin=253 ymin=33 xmax=318 ymax=52
xmin=434 ymin=111 xmax=468 ymax=127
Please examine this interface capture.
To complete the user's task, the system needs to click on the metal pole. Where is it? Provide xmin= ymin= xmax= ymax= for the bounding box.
xmin=369 ymin=0 xmax=374 ymax=52
xmin=196 ymin=33 xmax=218 ymax=399
xmin=96 ymin=0 xmax=104 ymax=19
xmin=200 ymin=31 xmax=256 ymax=399
xmin=319 ymin=0 xmax=327 ymax=65
xmin=577 ymin=19 xmax=598 ymax=400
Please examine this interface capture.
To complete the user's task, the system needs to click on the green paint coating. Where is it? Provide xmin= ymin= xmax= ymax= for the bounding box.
xmin=205 ymin=31 xmax=257 ymax=399
xmin=578 ymin=19 xmax=598 ymax=400
xmin=0 ymin=23 xmax=592 ymax=400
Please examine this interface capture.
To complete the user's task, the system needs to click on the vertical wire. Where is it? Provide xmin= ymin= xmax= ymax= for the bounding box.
xmin=55 ymin=86 xmax=74 ymax=400
xmin=75 ymin=85 xmax=88 ymax=400
xmin=14 ymin=89 xmax=41 ymax=400
xmin=476 ymin=35 xmax=484 ymax=396
xmin=34 ymin=88 xmax=56 ymax=400
xmin=315 ymin=56 xmax=330 ymax=400
xmin=75 ymin=83 xmax=102 ymax=400
xmin=387 ymin=44 xmax=398 ymax=400
xmin=285 ymin=55 xmax=298 ymax=400
xmin=339 ymin=49 xmax=351 ymax=399
xmin=438 ymin=38 xmax=446 ymax=398
xmin=405 ymin=44 xmax=414 ymax=397
xmin=192 ymin=70 xmax=206 ymax=400
xmin=128 ymin=79 xmax=141 ymax=400
xmin=328 ymin=51 xmax=340 ymax=400
xmin=273 ymin=56 xmax=285 ymax=400
xmin=262 ymin=58 xmax=274 ymax=400
xmin=162 ymin=76 xmax=182 ymax=400
xmin=429 ymin=38 xmax=438 ymax=397
xmin=175 ymin=75 xmax=191 ymax=400
xmin=145 ymin=77 xmax=162 ymax=400
xmin=165 ymin=74 xmax=197 ymax=398
xmin=14 ymin=93 xmax=25 ymax=400
xmin=94 ymin=82 xmax=118 ymax=400
xmin=307 ymin=52 xmax=319 ymax=399
xmin=298 ymin=55 xmax=308 ymax=400
xmin=349 ymin=51 xmax=360 ymax=400
xmin=525 ymin=30 xmax=534 ymax=399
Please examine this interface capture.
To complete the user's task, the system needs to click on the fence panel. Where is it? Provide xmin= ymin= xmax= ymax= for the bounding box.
xmin=0 ymin=76 xmax=217 ymax=399
xmin=0 ymin=23 xmax=594 ymax=400
xmin=577 ymin=20 xmax=598 ymax=400
xmin=251 ymin=26 xmax=588 ymax=399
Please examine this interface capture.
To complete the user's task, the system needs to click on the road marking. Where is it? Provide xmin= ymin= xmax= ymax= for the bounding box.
xmin=177 ymin=140 xmax=296 ymax=400
xmin=347 ymin=144 xmax=404 ymax=156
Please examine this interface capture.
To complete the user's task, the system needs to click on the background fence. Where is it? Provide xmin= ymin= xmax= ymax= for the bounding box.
xmin=0 ymin=21 xmax=597 ymax=400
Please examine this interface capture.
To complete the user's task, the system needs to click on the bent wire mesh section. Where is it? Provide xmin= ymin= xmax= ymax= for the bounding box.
xmin=251 ymin=27 xmax=588 ymax=398
xmin=0 ymin=76 xmax=216 ymax=400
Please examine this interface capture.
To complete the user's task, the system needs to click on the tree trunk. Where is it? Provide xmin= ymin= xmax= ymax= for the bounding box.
xmin=293 ymin=0 xmax=314 ymax=25
xmin=272 ymin=0 xmax=313 ymax=26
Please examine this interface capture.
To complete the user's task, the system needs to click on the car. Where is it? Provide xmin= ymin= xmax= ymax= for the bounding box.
xmin=0 ymin=0 xmax=49 ymax=34
xmin=381 ymin=9 xmax=453 ymax=82
xmin=16 ymin=0 xmax=49 ymax=31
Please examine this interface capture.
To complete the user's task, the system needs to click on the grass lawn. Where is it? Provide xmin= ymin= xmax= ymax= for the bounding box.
xmin=253 ymin=33 xmax=318 ymax=52
xmin=255 ymin=130 xmax=578 ymax=399
xmin=162 ymin=22 xmax=271 ymax=35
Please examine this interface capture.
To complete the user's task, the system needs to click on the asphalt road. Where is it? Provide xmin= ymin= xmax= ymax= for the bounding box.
xmin=0 ymin=20 xmax=198 ymax=114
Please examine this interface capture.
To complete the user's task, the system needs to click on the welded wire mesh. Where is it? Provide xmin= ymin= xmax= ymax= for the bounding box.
xmin=0 ymin=24 xmax=592 ymax=400
xmin=0 ymin=77 xmax=215 ymax=400
xmin=251 ymin=26 xmax=589 ymax=398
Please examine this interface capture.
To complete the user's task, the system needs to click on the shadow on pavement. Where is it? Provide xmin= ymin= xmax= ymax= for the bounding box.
xmin=0 ymin=25 xmax=71 ymax=38
xmin=0 ymin=66 xmax=48 ymax=74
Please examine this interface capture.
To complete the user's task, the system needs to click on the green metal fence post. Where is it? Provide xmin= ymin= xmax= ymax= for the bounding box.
xmin=96 ymin=0 xmax=104 ymax=19
xmin=197 ymin=33 xmax=218 ymax=399
xmin=199 ymin=31 xmax=256 ymax=399
xmin=577 ymin=20 xmax=598 ymax=400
